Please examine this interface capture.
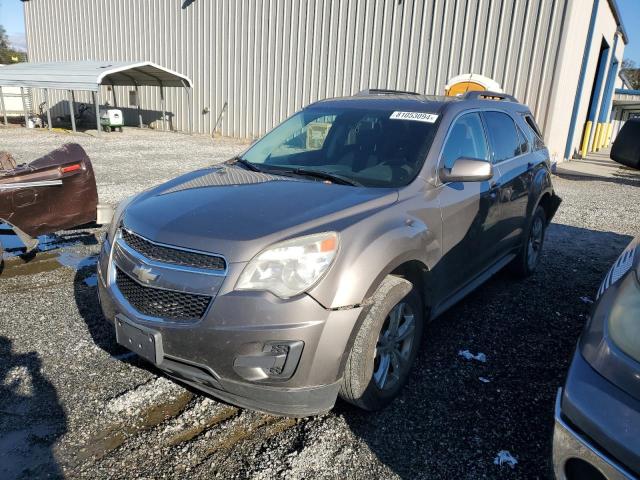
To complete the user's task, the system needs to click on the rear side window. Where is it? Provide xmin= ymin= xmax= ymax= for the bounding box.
xmin=524 ymin=115 xmax=545 ymax=150
xmin=483 ymin=111 xmax=520 ymax=163
xmin=524 ymin=115 xmax=542 ymax=137
xmin=441 ymin=113 xmax=489 ymax=169
xmin=516 ymin=125 xmax=529 ymax=154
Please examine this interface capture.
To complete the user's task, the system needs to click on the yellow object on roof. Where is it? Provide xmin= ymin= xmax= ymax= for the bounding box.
xmin=445 ymin=73 xmax=503 ymax=97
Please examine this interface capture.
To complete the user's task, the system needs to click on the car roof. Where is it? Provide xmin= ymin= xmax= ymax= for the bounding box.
xmin=306 ymin=90 xmax=530 ymax=117
xmin=308 ymin=94 xmax=453 ymax=113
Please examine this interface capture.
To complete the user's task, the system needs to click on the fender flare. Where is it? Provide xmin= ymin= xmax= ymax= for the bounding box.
xmin=528 ymin=165 xmax=555 ymax=218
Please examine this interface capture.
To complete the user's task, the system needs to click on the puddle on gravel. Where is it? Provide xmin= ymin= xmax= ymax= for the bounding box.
xmin=1 ymin=229 xmax=98 ymax=254
xmin=0 ymin=251 xmax=97 ymax=278
xmin=1 ymin=226 xmax=100 ymax=279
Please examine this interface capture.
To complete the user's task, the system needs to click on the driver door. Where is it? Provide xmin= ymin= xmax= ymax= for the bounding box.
xmin=433 ymin=112 xmax=502 ymax=302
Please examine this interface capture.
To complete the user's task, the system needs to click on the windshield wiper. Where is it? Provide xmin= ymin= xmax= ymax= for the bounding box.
xmin=227 ymin=159 xmax=360 ymax=186
xmin=279 ymin=168 xmax=361 ymax=186
xmin=228 ymin=156 xmax=262 ymax=172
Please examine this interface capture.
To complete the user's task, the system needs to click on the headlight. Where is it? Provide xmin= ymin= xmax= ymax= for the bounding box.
xmin=236 ymin=232 xmax=339 ymax=299
xmin=105 ymin=194 xmax=138 ymax=244
xmin=607 ymin=271 xmax=640 ymax=362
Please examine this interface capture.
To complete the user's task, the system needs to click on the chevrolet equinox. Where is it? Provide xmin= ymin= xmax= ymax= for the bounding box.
xmin=98 ymin=89 xmax=561 ymax=416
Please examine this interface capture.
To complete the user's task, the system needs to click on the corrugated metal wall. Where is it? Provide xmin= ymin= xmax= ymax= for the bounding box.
xmin=24 ymin=0 xmax=569 ymax=138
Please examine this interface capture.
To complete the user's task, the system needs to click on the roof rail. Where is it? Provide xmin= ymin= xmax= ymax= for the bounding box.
xmin=463 ymin=90 xmax=518 ymax=103
xmin=355 ymin=88 xmax=421 ymax=96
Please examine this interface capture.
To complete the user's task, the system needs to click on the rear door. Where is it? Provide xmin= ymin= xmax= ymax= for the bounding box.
xmin=435 ymin=111 xmax=502 ymax=300
xmin=482 ymin=110 xmax=532 ymax=254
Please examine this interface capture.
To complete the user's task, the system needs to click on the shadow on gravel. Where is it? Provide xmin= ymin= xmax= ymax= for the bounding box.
xmin=73 ymin=265 xmax=139 ymax=363
xmin=0 ymin=337 xmax=67 ymax=479
xmin=339 ymin=224 xmax=633 ymax=480
xmin=555 ymin=172 xmax=640 ymax=187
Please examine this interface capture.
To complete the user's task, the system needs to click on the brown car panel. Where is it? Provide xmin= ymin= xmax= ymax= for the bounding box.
xmin=0 ymin=143 xmax=98 ymax=247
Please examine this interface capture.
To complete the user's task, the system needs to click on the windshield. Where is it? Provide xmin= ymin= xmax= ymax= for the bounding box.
xmin=241 ymin=107 xmax=438 ymax=187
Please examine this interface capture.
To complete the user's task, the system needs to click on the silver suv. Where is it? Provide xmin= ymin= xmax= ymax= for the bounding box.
xmin=98 ymin=89 xmax=561 ymax=416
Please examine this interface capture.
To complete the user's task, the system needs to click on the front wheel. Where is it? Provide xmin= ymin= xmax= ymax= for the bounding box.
xmin=510 ymin=205 xmax=547 ymax=277
xmin=339 ymin=276 xmax=424 ymax=411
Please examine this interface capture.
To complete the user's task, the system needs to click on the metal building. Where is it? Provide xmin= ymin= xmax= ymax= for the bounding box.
xmin=17 ymin=0 xmax=627 ymax=162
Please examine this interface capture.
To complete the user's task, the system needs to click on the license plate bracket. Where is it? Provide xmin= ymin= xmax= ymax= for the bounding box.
xmin=115 ymin=314 xmax=163 ymax=365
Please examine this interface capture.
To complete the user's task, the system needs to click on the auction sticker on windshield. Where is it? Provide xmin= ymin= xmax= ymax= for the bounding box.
xmin=390 ymin=111 xmax=439 ymax=123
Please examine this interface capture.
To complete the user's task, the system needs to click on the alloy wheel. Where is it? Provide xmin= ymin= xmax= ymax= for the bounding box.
xmin=527 ymin=216 xmax=544 ymax=270
xmin=373 ymin=301 xmax=416 ymax=391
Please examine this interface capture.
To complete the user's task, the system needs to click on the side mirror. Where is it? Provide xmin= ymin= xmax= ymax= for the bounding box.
xmin=439 ymin=157 xmax=493 ymax=183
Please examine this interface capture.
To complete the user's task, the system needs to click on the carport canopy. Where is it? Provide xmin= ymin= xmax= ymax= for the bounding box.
xmin=0 ymin=61 xmax=193 ymax=133
xmin=0 ymin=60 xmax=192 ymax=90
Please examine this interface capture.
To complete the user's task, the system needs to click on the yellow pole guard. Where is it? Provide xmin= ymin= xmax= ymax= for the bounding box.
xmin=606 ymin=123 xmax=614 ymax=147
xmin=600 ymin=123 xmax=608 ymax=150
xmin=597 ymin=123 xmax=605 ymax=150
xmin=581 ymin=121 xmax=592 ymax=158
xmin=597 ymin=123 xmax=605 ymax=151
xmin=591 ymin=123 xmax=601 ymax=152
xmin=600 ymin=123 xmax=609 ymax=149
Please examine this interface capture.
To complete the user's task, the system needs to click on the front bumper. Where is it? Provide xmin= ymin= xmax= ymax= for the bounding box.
xmin=553 ymin=350 xmax=639 ymax=479
xmin=97 ymin=240 xmax=362 ymax=416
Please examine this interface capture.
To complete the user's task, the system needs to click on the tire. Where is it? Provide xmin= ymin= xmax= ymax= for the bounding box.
xmin=510 ymin=205 xmax=547 ymax=278
xmin=339 ymin=275 xmax=424 ymax=411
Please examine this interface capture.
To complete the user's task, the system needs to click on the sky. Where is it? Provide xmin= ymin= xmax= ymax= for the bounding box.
xmin=0 ymin=0 xmax=26 ymax=51
xmin=618 ymin=0 xmax=640 ymax=65
xmin=1 ymin=0 xmax=640 ymax=63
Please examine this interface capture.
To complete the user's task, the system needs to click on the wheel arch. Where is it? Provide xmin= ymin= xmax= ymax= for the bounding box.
xmin=371 ymin=259 xmax=431 ymax=310
xmin=529 ymin=165 xmax=560 ymax=224
xmin=536 ymin=191 xmax=555 ymax=225
xmin=336 ymin=258 xmax=431 ymax=379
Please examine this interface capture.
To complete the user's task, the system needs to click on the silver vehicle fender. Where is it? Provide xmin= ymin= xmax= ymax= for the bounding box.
xmin=307 ymin=214 xmax=437 ymax=310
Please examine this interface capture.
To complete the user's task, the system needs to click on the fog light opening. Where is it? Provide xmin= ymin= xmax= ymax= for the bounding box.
xmin=233 ymin=340 xmax=304 ymax=381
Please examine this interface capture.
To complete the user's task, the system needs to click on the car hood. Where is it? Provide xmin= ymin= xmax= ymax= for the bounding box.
xmin=122 ymin=165 xmax=398 ymax=261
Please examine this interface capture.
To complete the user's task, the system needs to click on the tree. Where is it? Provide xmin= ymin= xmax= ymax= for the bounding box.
xmin=621 ymin=58 xmax=640 ymax=90
xmin=0 ymin=25 xmax=26 ymax=64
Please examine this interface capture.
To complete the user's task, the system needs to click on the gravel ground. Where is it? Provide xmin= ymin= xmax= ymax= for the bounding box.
xmin=0 ymin=127 xmax=247 ymax=205
xmin=1 ymin=127 xmax=639 ymax=479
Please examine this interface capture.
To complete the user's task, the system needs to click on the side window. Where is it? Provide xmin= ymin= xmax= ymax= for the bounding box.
xmin=483 ymin=111 xmax=520 ymax=163
xmin=524 ymin=115 xmax=545 ymax=150
xmin=441 ymin=113 xmax=489 ymax=169
xmin=516 ymin=125 xmax=529 ymax=154
xmin=524 ymin=115 xmax=542 ymax=137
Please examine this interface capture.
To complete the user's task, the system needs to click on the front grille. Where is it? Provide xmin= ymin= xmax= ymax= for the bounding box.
xmin=115 ymin=267 xmax=212 ymax=321
xmin=120 ymin=229 xmax=226 ymax=272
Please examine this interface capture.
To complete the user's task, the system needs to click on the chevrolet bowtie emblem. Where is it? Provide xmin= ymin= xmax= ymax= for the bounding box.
xmin=132 ymin=265 xmax=159 ymax=284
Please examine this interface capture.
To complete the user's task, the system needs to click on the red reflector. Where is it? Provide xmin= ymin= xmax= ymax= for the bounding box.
xmin=60 ymin=164 xmax=81 ymax=173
